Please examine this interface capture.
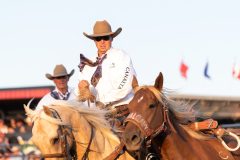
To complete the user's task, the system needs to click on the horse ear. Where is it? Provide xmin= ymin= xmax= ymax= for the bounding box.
xmin=43 ymin=106 xmax=52 ymax=116
xmin=132 ymin=75 xmax=139 ymax=93
xmin=154 ymin=72 xmax=163 ymax=91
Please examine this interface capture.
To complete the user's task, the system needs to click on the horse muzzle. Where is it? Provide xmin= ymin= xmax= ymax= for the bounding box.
xmin=123 ymin=125 xmax=144 ymax=151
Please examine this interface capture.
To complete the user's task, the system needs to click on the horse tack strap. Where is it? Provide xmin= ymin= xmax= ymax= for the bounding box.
xmin=125 ymin=112 xmax=154 ymax=137
xmin=212 ymin=128 xmax=225 ymax=137
xmin=82 ymin=125 xmax=94 ymax=160
xmin=113 ymin=109 xmax=129 ymax=118
xmin=42 ymin=109 xmax=74 ymax=159
xmin=188 ymin=119 xmax=218 ymax=131
xmin=103 ymin=141 xmax=125 ymax=160
xmin=107 ymin=104 xmax=129 ymax=118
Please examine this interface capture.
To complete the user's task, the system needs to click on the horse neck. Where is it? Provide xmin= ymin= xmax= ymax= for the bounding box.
xmin=150 ymin=109 xmax=184 ymax=146
xmin=156 ymin=111 xmax=202 ymax=160
xmin=87 ymin=127 xmax=120 ymax=160
xmin=89 ymin=128 xmax=135 ymax=160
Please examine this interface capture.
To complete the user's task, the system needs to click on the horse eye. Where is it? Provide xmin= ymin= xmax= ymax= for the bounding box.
xmin=149 ymin=104 xmax=155 ymax=108
xmin=51 ymin=137 xmax=60 ymax=145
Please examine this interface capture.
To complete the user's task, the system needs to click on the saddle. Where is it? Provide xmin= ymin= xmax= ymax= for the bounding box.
xmin=96 ymin=101 xmax=129 ymax=131
xmin=187 ymin=118 xmax=240 ymax=154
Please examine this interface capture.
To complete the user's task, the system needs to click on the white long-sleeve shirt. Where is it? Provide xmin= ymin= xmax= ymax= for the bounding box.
xmin=35 ymin=87 xmax=77 ymax=110
xmin=79 ymin=48 xmax=137 ymax=106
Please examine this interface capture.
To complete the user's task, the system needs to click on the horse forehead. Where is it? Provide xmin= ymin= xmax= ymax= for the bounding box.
xmin=134 ymin=88 xmax=155 ymax=102
xmin=129 ymin=89 xmax=154 ymax=109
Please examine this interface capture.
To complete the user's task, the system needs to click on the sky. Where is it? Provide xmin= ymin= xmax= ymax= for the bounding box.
xmin=0 ymin=0 xmax=240 ymax=98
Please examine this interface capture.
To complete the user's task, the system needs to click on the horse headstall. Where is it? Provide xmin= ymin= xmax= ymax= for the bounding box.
xmin=124 ymin=108 xmax=168 ymax=148
xmin=41 ymin=109 xmax=76 ymax=159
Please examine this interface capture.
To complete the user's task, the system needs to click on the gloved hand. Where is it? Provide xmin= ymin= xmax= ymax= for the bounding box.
xmin=78 ymin=80 xmax=96 ymax=103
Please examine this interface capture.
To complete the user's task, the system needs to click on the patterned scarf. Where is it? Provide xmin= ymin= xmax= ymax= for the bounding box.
xmin=50 ymin=91 xmax=70 ymax=100
xmin=78 ymin=53 xmax=107 ymax=87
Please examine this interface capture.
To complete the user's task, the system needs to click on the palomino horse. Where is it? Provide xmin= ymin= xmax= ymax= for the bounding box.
xmin=123 ymin=72 xmax=240 ymax=160
xmin=24 ymin=100 xmax=134 ymax=160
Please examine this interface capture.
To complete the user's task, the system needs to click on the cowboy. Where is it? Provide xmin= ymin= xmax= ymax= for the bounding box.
xmin=78 ymin=20 xmax=138 ymax=128
xmin=36 ymin=64 xmax=76 ymax=110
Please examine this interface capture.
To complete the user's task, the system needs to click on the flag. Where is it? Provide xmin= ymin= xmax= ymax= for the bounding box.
xmin=180 ymin=60 xmax=188 ymax=79
xmin=203 ymin=61 xmax=211 ymax=79
xmin=232 ymin=63 xmax=240 ymax=80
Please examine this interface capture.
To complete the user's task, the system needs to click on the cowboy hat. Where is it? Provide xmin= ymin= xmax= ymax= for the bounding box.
xmin=45 ymin=64 xmax=74 ymax=80
xmin=83 ymin=20 xmax=122 ymax=40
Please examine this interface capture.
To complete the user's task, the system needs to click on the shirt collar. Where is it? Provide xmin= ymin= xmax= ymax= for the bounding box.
xmin=54 ymin=88 xmax=70 ymax=98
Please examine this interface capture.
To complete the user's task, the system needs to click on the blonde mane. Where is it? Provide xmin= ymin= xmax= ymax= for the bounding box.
xmin=25 ymin=100 xmax=119 ymax=143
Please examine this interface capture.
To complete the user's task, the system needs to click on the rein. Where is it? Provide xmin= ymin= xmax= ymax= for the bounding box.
xmin=103 ymin=141 xmax=125 ymax=160
xmin=124 ymin=102 xmax=168 ymax=147
xmin=82 ymin=125 xmax=94 ymax=160
xmin=41 ymin=109 xmax=75 ymax=160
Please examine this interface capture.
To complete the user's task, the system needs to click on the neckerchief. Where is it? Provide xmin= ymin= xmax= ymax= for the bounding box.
xmin=50 ymin=91 xmax=70 ymax=100
xmin=78 ymin=53 xmax=107 ymax=87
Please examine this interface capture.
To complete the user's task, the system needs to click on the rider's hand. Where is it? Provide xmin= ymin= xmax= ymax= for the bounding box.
xmin=78 ymin=80 xmax=96 ymax=103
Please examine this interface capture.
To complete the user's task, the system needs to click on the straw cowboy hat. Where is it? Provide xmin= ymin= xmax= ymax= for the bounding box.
xmin=45 ymin=64 xmax=74 ymax=80
xmin=83 ymin=20 xmax=122 ymax=40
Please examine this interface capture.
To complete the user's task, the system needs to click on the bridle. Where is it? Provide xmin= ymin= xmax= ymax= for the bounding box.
xmin=124 ymin=99 xmax=169 ymax=148
xmin=41 ymin=109 xmax=97 ymax=160
xmin=41 ymin=109 xmax=77 ymax=160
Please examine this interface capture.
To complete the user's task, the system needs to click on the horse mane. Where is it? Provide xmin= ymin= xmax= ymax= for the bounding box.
xmin=25 ymin=100 xmax=119 ymax=143
xmin=135 ymin=86 xmax=210 ymax=140
xmin=53 ymin=100 xmax=120 ymax=143
xmin=24 ymin=103 xmax=69 ymax=126
xmin=135 ymin=85 xmax=196 ymax=124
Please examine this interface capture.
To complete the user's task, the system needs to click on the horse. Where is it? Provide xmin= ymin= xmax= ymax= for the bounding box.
xmin=122 ymin=72 xmax=240 ymax=160
xmin=24 ymin=100 xmax=135 ymax=160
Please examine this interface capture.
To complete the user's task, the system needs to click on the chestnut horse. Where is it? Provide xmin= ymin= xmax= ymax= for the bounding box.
xmin=24 ymin=100 xmax=134 ymax=160
xmin=123 ymin=72 xmax=240 ymax=160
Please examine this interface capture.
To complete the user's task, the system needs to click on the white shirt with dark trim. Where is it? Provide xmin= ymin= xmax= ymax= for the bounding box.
xmin=35 ymin=87 xmax=77 ymax=110
xmin=78 ymin=48 xmax=137 ymax=106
